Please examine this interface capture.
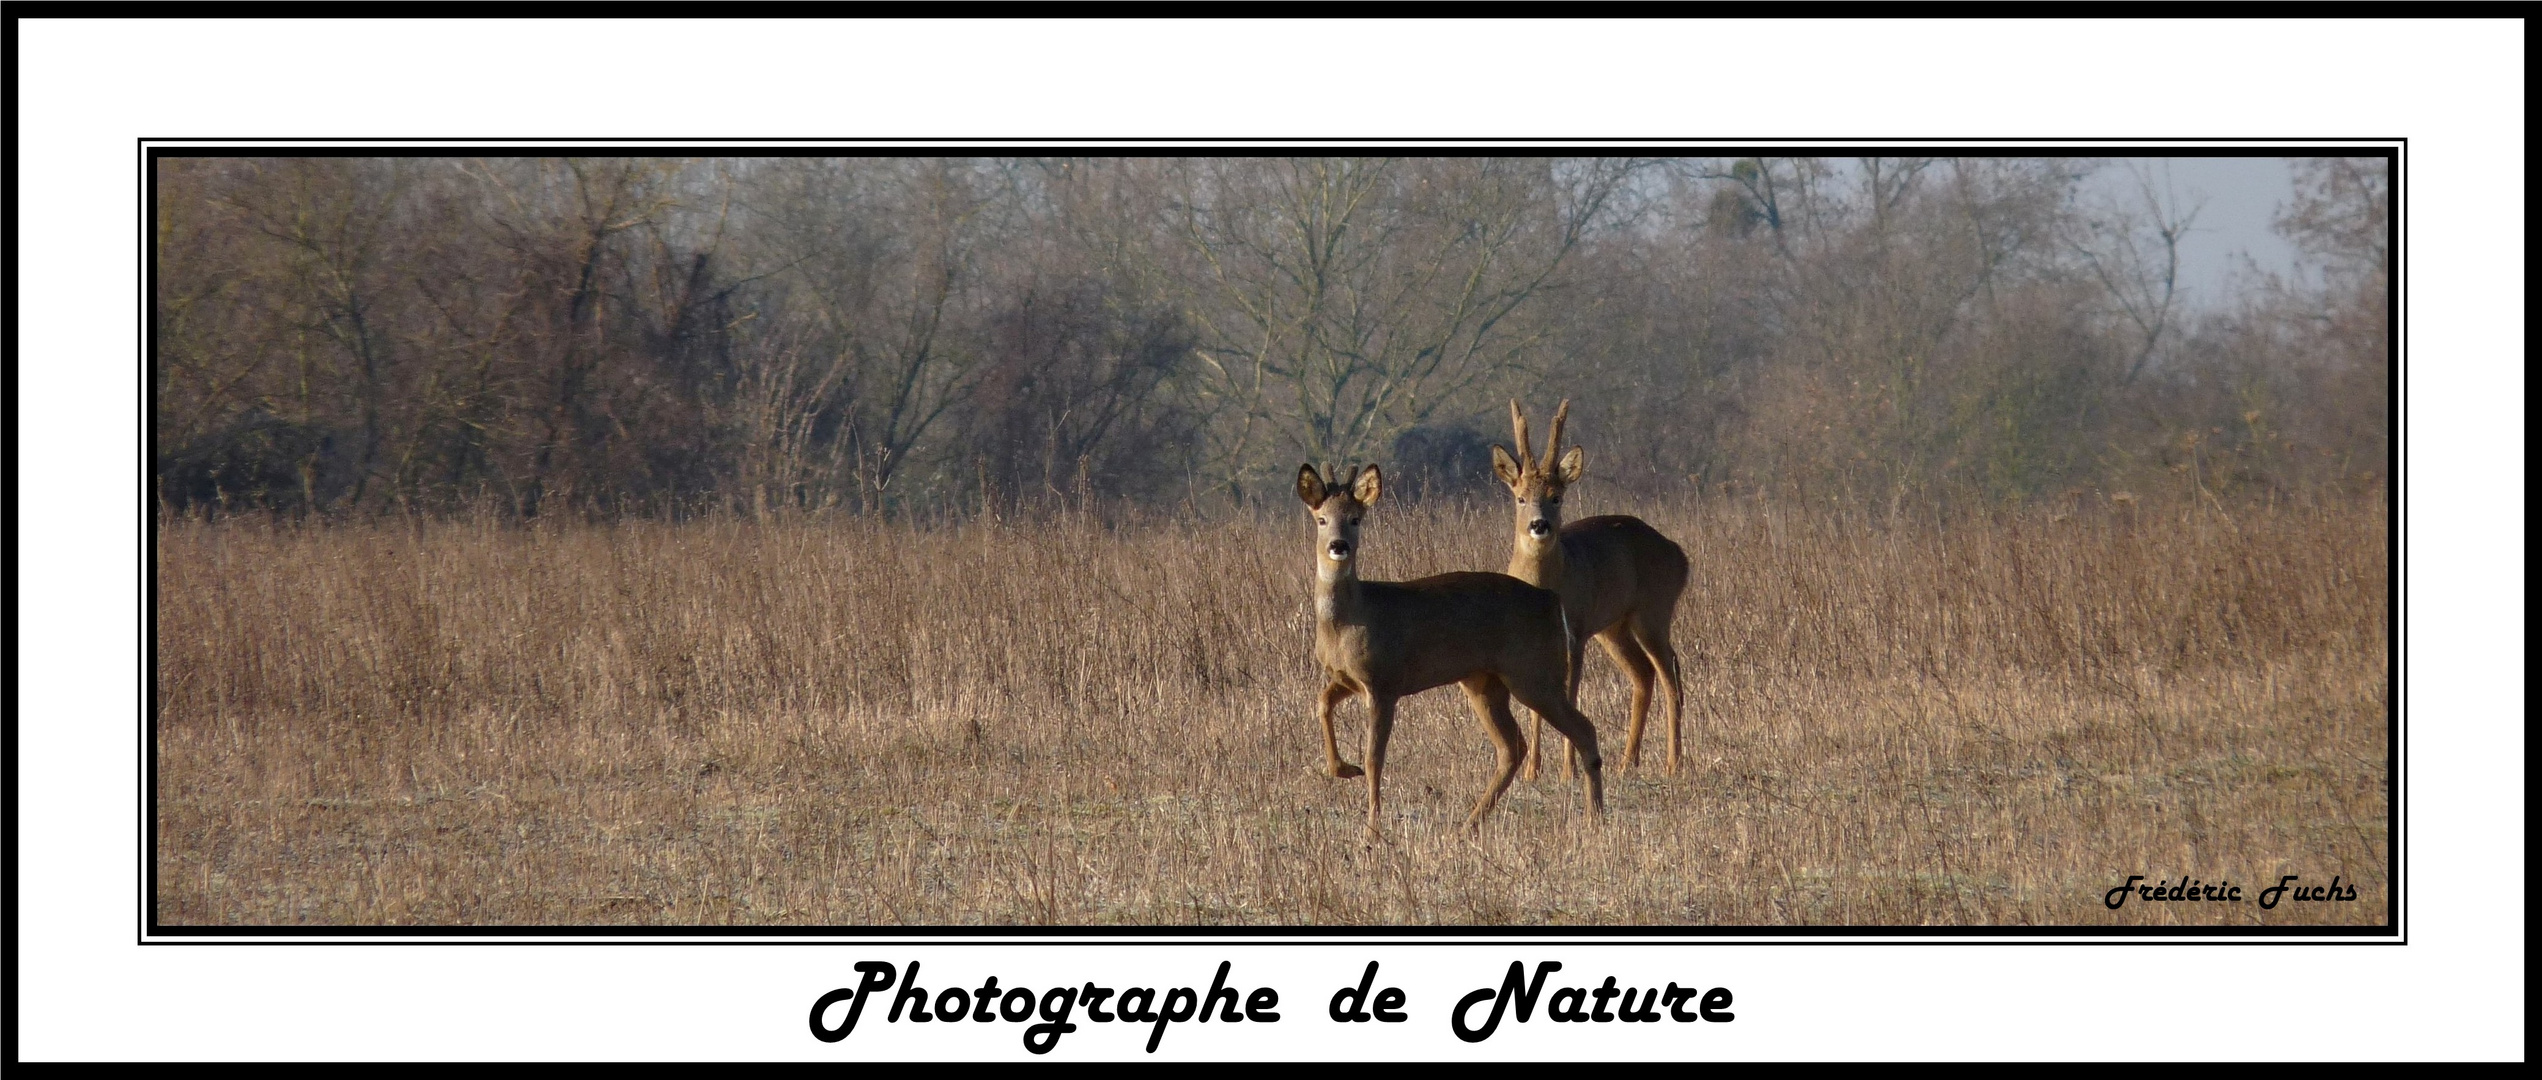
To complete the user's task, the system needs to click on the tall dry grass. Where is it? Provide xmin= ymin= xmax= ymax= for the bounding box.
xmin=153 ymin=493 xmax=2389 ymax=926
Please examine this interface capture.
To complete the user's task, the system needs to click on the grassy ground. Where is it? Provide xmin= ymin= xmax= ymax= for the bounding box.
xmin=153 ymin=493 xmax=2389 ymax=926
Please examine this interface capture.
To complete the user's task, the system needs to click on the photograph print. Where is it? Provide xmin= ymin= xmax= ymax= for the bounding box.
xmin=150 ymin=152 xmax=2393 ymax=931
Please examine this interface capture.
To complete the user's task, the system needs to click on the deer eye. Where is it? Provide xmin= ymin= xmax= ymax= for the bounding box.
xmin=1317 ymin=517 xmax=1327 ymax=525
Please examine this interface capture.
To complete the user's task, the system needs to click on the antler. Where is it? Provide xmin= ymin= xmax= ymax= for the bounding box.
xmin=1509 ymin=400 xmax=1534 ymax=475
xmin=1542 ymin=399 xmax=1571 ymax=473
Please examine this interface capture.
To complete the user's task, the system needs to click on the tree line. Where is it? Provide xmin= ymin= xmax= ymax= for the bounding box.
xmin=153 ymin=155 xmax=2389 ymax=518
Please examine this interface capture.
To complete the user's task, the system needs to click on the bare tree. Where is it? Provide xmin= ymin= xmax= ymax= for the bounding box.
xmin=150 ymin=154 xmax=2390 ymax=518
xmin=1171 ymin=157 xmax=1646 ymax=497
xmin=2073 ymin=159 xmax=2205 ymax=386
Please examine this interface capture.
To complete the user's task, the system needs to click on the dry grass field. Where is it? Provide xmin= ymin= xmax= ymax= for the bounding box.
xmin=153 ymin=493 xmax=2389 ymax=927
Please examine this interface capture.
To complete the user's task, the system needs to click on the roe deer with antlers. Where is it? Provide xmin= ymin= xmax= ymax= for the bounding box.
xmin=1494 ymin=400 xmax=1693 ymax=776
xmin=1298 ymin=462 xmax=1605 ymax=839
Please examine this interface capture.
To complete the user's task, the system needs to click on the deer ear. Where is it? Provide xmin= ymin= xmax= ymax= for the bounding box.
xmin=1490 ymin=445 xmax=1524 ymax=487
xmin=1296 ymin=464 xmax=1325 ymax=507
xmin=1353 ymin=464 xmax=1383 ymax=505
xmin=1557 ymin=446 xmax=1585 ymax=485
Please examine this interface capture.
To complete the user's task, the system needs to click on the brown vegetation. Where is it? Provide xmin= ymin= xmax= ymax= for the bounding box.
xmin=154 ymin=491 xmax=2388 ymax=926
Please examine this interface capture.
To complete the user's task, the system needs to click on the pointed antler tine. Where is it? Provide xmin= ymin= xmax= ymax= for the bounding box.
xmin=1510 ymin=400 xmax=1533 ymax=473
xmin=1543 ymin=399 xmax=1571 ymax=472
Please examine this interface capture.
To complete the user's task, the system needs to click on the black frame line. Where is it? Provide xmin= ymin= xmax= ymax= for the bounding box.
xmin=3 ymin=14 xmax=25 ymax=1069
xmin=133 ymin=139 xmax=2404 ymax=944
xmin=140 ymin=138 xmax=2399 ymax=145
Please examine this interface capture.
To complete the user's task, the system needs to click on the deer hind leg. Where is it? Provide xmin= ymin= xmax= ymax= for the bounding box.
xmin=1508 ymin=668 xmax=1604 ymax=820
xmin=1362 ymin=693 xmax=1398 ymax=841
xmin=1459 ymin=675 xmax=1527 ymax=836
xmin=1596 ymin=625 xmax=1658 ymax=771
xmin=1318 ymin=680 xmax=1363 ymax=779
xmin=1629 ymin=610 xmax=1686 ymax=775
xmin=1525 ymin=709 xmax=1547 ymax=782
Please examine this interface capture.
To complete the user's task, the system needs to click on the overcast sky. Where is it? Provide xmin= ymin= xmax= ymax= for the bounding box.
xmin=2090 ymin=156 xmax=2302 ymax=307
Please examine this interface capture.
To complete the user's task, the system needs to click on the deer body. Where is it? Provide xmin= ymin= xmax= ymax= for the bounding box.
xmin=1314 ymin=573 xmax=1569 ymax=700
xmin=1299 ymin=463 xmax=1604 ymax=839
xmin=1496 ymin=401 xmax=1692 ymax=776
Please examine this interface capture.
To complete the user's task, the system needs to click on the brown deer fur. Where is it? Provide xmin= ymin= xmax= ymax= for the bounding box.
xmin=1298 ymin=462 xmax=1604 ymax=838
xmin=1493 ymin=400 xmax=1693 ymax=775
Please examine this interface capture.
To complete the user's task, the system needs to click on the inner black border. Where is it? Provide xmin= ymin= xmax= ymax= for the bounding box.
xmin=134 ymin=140 xmax=2404 ymax=943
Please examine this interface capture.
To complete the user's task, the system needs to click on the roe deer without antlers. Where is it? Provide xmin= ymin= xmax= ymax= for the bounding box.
xmin=1297 ymin=463 xmax=1605 ymax=839
xmin=1494 ymin=400 xmax=1693 ymax=776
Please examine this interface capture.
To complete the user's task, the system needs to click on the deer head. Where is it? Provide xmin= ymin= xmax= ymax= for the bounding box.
xmin=1491 ymin=399 xmax=1584 ymax=549
xmin=1296 ymin=463 xmax=1383 ymax=576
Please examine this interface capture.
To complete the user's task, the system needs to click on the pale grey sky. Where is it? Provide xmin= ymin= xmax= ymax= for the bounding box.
xmin=1775 ymin=156 xmax=2310 ymax=309
xmin=2090 ymin=157 xmax=2303 ymax=307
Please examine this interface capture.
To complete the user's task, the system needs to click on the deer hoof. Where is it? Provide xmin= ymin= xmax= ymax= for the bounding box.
xmin=1332 ymin=762 xmax=1364 ymax=779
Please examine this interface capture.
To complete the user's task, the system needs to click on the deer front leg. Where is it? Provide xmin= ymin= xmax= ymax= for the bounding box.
xmin=1561 ymin=638 xmax=1589 ymax=780
xmin=1525 ymin=645 xmax=1581 ymax=782
xmin=1597 ymin=628 xmax=1658 ymax=771
xmin=1319 ymin=681 xmax=1363 ymax=779
xmin=1363 ymin=693 xmax=1398 ymax=841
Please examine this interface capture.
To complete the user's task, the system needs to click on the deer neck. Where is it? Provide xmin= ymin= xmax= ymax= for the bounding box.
xmin=1314 ymin=556 xmax=1365 ymax=626
xmin=1509 ymin=531 xmax=1567 ymax=591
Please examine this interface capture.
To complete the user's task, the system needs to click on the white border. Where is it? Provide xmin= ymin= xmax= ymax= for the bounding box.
xmin=19 ymin=17 xmax=2523 ymax=1061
